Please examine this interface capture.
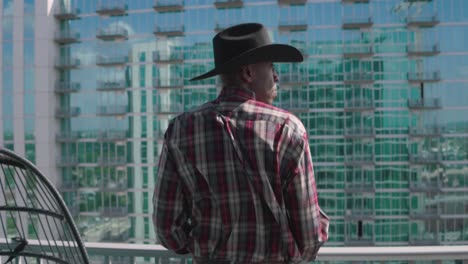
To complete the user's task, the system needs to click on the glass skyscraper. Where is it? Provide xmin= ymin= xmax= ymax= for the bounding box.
xmin=1 ymin=0 xmax=467 ymax=247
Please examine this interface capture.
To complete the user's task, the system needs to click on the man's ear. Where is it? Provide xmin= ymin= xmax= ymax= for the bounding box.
xmin=240 ymin=65 xmax=253 ymax=83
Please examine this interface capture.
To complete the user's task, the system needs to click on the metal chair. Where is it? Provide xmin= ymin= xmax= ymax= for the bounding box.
xmin=0 ymin=147 xmax=89 ymax=263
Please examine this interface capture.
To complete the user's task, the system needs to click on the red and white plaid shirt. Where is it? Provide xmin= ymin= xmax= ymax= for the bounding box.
xmin=153 ymin=87 xmax=329 ymax=264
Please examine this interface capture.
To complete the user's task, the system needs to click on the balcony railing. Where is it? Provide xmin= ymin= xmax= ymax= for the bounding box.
xmin=153 ymin=78 xmax=184 ymax=89
xmin=344 ymin=127 xmax=375 ymax=138
xmin=409 ymin=152 xmax=442 ymax=164
xmin=344 ymin=154 xmax=375 ymax=166
xmin=96 ymin=80 xmax=127 ymax=91
xmin=406 ymin=14 xmax=439 ymax=27
xmin=55 ymin=107 xmax=81 ymax=118
xmin=55 ymin=81 xmax=81 ymax=93
xmin=97 ymin=157 xmax=127 ymax=167
xmin=214 ymin=0 xmax=244 ymax=9
xmin=101 ymin=181 xmax=127 ymax=192
xmin=153 ymin=25 xmax=185 ymax=37
xmin=278 ymin=20 xmax=307 ymax=31
xmin=407 ymin=43 xmax=440 ymax=56
xmin=152 ymin=51 xmax=184 ymax=63
xmin=96 ymin=2 xmax=127 ymax=16
xmin=407 ymin=71 xmax=441 ymax=83
xmin=54 ymin=6 xmax=80 ymax=20
xmin=96 ymin=55 xmax=128 ymax=66
xmin=278 ymin=0 xmax=307 ymax=5
xmin=343 ymin=72 xmax=374 ymax=84
xmin=280 ymin=73 xmax=308 ymax=85
xmin=54 ymin=30 xmax=80 ymax=44
xmin=408 ymin=98 xmax=441 ymax=109
xmin=56 ymin=131 xmax=80 ymax=142
xmin=342 ymin=17 xmax=373 ymax=29
xmin=155 ymin=104 xmax=185 ymax=114
xmin=345 ymin=209 xmax=375 ymax=220
xmin=100 ymin=207 xmax=128 ymax=217
xmin=54 ymin=57 xmax=81 ymax=69
xmin=345 ymin=182 xmax=375 ymax=193
xmin=344 ymin=99 xmax=374 ymax=111
xmin=2 ymin=240 xmax=468 ymax=263
xmin=343 ymin=44 xmax=374 ymax=58
xmin=97 ymin=131 xmax=127 ymax=142
xmin=410 ymin=207 xmax=440 ymax=219
xmin=96 ymin=105 xmax=127 ymax=116
xmin=101 ymin=230 xmax=130 ymax=242
xmin=153 ymin=0 xmax=184 ymax=12
xmin=96 ymin=27 xmax=128 ymax=40
xmin=409 ymin=181 xmax=442 ymax=192
xmin=409 ymin=125 xmax=444 ymax=137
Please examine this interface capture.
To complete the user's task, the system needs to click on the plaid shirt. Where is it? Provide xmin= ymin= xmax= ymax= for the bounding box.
xmin=153 ymin=87 xmax=329 ymax=264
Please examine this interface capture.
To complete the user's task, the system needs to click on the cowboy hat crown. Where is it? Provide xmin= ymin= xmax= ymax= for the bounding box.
xmin=190 ymin=23 xmax=303 ymax=81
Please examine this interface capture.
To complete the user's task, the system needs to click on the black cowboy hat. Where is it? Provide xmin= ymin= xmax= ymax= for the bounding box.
xmin=190 ymin=23 xmax=304 ymax=81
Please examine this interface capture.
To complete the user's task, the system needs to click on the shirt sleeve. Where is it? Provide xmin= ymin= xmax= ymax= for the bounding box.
xmin=152 ymin=139 xmax=191 ymax=254
xmin=282 ymin=130 xmax=329 ymax=261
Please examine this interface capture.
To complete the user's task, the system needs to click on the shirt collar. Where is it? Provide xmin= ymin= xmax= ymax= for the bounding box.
xmin=215 ymin=86 xmax=256 ymax=103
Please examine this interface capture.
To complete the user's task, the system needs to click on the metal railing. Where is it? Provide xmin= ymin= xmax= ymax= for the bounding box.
xmin=96 ymin=55 xmax=128 ymax=66
xmin=407 ymin=98 xmax=441 ymax=109
xmin=96 ymin=80 xmax=127 ymax=91
xmin=55 ymin=81 xmax=81 ymax=93
xmin=96 ymin=27 xmax=128 ymax=39
xmin=407 ymin=71 xmax=441 ymax=82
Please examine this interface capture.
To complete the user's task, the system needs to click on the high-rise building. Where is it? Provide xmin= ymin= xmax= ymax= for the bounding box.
xmin=1 ymin=0 xmax=467 ymax=246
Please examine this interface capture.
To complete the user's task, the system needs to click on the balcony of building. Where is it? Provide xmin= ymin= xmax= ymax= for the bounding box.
xmin=345 ymin=209 xmax=375 ymax=220
xmin=96 ymin=27 xmax=128 ymax=41
xmin=55 ymin=106 xmax=81 ymax=118
xmin=409 ymin=152 xmax=442 ymax=165
xmin=344 ymin=154 xmax=375 ymax=166
xmin=96 ymin=2 xmax=128 ymax=16
xmin=96 ymin=80 xmax=127 ymax=92
xmin=409 ymin=181 xmax=442 ymax=192
xmin=54 ymin=30 xmax=80 ymax=44
xmin=96 ymin=55 xmax=128 ymax=67
xmin=56 ymin=131 xmax=80 ymax=142
xmin=410 ymin=207 xmax=440 ymax=220
xmin=97 ymin=131 xmax=127 ymax=142
xmin=343 ymin=44 xmax=374 ymax=58
xmin=101 ymin=181 xmax=127 ymax=192
xmin=56 ymin=156 xmax=79 ymax=167
xmin=100 ymin=207 xmax=128 ymax=217
xmin=153 ymin=25 xmax=185 ymax=37
xmin=342 ymin=0 xmax=370 ymax=3
xmin=97 ymin=157 xmax=127 ymax=167
xmin=54 ymin=57 xmax=81 ymax=69
xmin=344 ymin=127 xmax=376 ymax=139
xmin=153 ymin=0 xmax=184 ymax=12
xmin=280 ymin=73 xmax=309 ymax=86
xmin=342 ymin=17 xmax=373 ymax=29
xmin=407 ymin=43 xmax=440 ymax=56
xmin=54 ymin=5 xmax=80 ymax=20
xmin=214 ymin=0 xmax=244 ymax=9
xmin=344 ymin=98 xmax=375 ymax=111
xmin=153 ymin=78 xmax=184 ymax=89
xmin=407 ymin=71 xmax=441 ymax=83
xmin=343 ymin=72 xmax=374 ymax=84
xmin=406 ymin=14 xmax=439 ymax=27
xmin=344 ymin=182 xmax=375 ymax=193
xmin=409 ymin=237 xmax=440 ymax=246
xmin=155 ymin=104 xmax=185 ymax=115
xmin=278 ymin=19 xmax=307 ymax=31
xmin=152 ymin=51 xmax=184 ymax=64
xmin=408 ymin=98 xmax=441 ymax=110
xmin=409 ymin=125 xmax=444 ymax=137
xmin=54 ymin=81 xmax=81 ymax=94
xmin=96 ymin=105 xmax=127 ymax=116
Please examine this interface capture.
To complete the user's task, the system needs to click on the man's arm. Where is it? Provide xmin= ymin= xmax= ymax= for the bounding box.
xmin=152 ymin=141 xmax=191 ymax=254
xmin=282 ymin=130 xmax=329 ymax=261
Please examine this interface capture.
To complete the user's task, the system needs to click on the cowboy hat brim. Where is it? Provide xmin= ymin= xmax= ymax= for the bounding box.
xmin=190 ymin=43 xmax=304 ymax=81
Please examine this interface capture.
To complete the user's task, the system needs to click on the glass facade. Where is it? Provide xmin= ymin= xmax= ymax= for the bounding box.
xmin=1 ymin=0 xmax=468 ymax=247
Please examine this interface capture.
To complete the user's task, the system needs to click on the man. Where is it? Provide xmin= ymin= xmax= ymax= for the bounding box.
xmin=153 ymin=23 xmax=329 ymax=264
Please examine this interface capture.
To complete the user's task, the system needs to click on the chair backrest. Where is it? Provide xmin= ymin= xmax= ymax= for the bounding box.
xmin=0 ymin=147 xmax=89 ymax=264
